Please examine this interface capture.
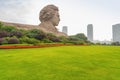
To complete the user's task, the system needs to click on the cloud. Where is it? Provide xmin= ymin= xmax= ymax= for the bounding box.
xmin=0 ymin=0 xmax=36 ymax=23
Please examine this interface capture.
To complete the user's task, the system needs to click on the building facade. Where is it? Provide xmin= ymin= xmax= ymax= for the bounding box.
xmin=62 ymin=26 xmax=68 ymax=35
xmin=112 ymin=24 xmax=120 ymax=42
xmin=87 ymin=24 xmax=93 ymax=42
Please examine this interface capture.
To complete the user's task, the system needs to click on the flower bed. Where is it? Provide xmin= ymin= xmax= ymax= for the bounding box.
xmin=0 ymin=44 xmax=87 ymax=49
xmin=0 ymin=44 xmax=68 ymax=49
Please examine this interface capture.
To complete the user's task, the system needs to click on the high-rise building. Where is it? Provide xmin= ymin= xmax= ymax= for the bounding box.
xmin=87 ymin=24 xmax=93 ymax=41
xmin=112 ymin=24 xmax=120 ymax=42
xmin=62 ymin=26 xmax=68 ymax=34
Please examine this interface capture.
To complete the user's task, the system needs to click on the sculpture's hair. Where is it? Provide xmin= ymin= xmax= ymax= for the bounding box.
xmin=39 ymin=5 xmax=59 ymax=22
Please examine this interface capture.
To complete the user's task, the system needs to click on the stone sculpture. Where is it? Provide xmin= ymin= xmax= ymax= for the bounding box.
xmin=39 ymin=5 xmax=67 ymax=36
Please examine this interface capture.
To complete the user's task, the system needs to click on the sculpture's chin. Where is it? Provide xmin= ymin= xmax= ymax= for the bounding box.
xmin=53 ymin=23 xmax=59 ymax=26
xmin=56 ymin=22 xmax=60 ymax=26
xmin=55 ymin=24 xmax=58 ymax=26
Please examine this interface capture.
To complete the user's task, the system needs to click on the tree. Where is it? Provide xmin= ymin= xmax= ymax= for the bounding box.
xmin=75 ymin=33 xmax=87 ymax=41
xmin=69 ymin=33 xmax=87 ymax=41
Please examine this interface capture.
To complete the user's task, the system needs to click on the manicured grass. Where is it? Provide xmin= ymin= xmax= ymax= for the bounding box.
xmin=0 ymin=46 xmax=120 ymax=80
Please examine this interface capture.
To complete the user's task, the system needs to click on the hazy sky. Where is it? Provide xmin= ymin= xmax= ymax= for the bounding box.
xmin=0 ymin=0 xmax=120 ymax=41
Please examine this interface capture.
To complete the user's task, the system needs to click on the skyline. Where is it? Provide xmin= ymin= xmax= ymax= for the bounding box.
xmin=0 ymin=0 xmax=120 ymax=40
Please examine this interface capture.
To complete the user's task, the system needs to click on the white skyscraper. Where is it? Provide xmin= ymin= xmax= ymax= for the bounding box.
xmin=87 ymin=24 xmax=93 ymax=42
xmin=112 ymin=24 xmax=120 ymax=42
xmin=62 ymin=26 xmax=68 ymax=34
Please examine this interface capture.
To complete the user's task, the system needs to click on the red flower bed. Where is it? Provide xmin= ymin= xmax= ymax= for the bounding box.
xmin=0 ymin=44 xmax=66 ymax=49
xmin=0 ymin=45 xmax=38 ymax=49
xmin=0 ymin=44 xmax=87 ymax=49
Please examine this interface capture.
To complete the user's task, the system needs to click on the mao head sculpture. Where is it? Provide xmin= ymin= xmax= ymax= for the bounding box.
xmin=39 ymin=5 xmax=60 ymax=26
xmin=39 ymin=4 xmax=67 ymax=37
xmin=1 ymin=4 xmax=67 ymax=37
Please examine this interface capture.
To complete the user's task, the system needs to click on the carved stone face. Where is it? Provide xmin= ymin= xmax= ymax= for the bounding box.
xmin=50 ymin=11 xmax=60 ymax=26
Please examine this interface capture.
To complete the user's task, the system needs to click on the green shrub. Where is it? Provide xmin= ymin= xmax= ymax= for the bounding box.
xmin=9 ymin=30 xmax=23 ymax=38
xmin=42 ymin=38 xmax=53 ymax=43
xmin=0 ymin=22 xmax=4 ymax=28
xmin=59 ymin=36 xmax=68 ymax=44
xmin=111 ymin=42 xmax=120 ymax=46
xmin=0 ymin=25 xmax=16 ymax=32
xmin=35 ymin=33 xmax=47 ymax=40
xmin=0 ymin=31 xmax=8 ymax=38
xmin=47 ymin=33 xmax=61 ymax=42
xmin=0 ymin=38 xmax=8 ymax=45
xmin=67 ymin=41 xmax=85 ymax=45
xmin=8 ymin=38 xmax=20 ymax=44
xmin=19 ymin=36 xmax=40 ymax=44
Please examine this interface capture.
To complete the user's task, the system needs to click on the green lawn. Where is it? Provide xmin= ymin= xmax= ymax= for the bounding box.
xmin=0 ymin=46 xmax=120 ymax=80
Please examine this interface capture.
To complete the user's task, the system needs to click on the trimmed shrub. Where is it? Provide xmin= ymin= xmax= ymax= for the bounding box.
xmin=47 ymin=33 xmax=61 ymax=42
xmin=0 ymin=31 xmax=8 ymax=38
xmin=9 ymin=30 xmax=23 ymax=38
xmin=26 ymin=29 xmax=47 ymax=40
xmin=8 ymin=38 xmax=20 ymax=44
xmin=35 ymin=33 xmax=47 ymax=40
xmin=19 ymin=36 xmax=40 ymax=44
xmin=0 ymin=38 xmax=8 ymax=45
xmin=0 ymin=38 xmax=4 ymax=45
xmin=0 ymin=26 xmax=16 ymax=32
xmin=67 ymin=41 xmax=85 ymax=45
xmin=42 ymin=38 xmax=53 ymax=43
xmin=59 ymin=36 xmax=68 ymax=44
xmin=26 ymin=29 xmax=41 ymax=38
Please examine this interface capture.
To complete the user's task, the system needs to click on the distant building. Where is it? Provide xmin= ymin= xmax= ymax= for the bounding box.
xmin=62 ymin=26 xmax=68 ymax=35
xmin=87 ymin=24 xmax=93 ymax=42
xmin=112 ymin=24 xmax=120 ymax=42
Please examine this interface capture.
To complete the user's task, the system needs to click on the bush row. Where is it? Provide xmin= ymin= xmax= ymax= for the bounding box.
xmin=0 ymin=22 xmax=89 ymax=45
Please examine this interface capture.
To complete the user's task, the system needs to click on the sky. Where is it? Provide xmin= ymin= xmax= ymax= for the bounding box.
xmin=0 ymin=0 xmax=120 ymax=41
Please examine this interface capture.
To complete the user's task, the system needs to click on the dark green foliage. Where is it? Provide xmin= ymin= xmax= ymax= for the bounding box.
xmin=26 ymin=29 xmax=42 ymax=38
xmin=69 ymin=33 xmax=87 ymax=41
xmin=0 ymin=38 xmax=3 ymax=45
xmin=68 ymin=36 xmax=79 ymax=41
xmin=68 ymin=41 xmax=84 ymax=45
xmin=47 ymin=33 xmax=61 ymax=42
xmin=9 ymin=30 xmax=23 ymax=38
xmin=19 ymin=36 xmax=40 ymax=44
xmin=0 ymin=22 xmax=89 ymax=45
xmin=67 ymin=33 xmax=88 ymax=45
xmin=59 ymin=36 xmax=68 ymax=44
xmin=0 ymin=31 xmax=8 ymax=38
xmin=0 ymin=22 xmax=4 ymax=28
xmin=42 ymin=38 xmax=53 ymax=43
xmin=26 ymin=29 xmax=47 ymax=40
xmin=0 ymin=25 xmax=16 ymax=32
xmin=35 ymin=32 xmax=47 ymax=40
xmin=8 ymin=38 xmax=20 ymax=44
xmin=111 ymin=42 xmax=120 ymax=46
